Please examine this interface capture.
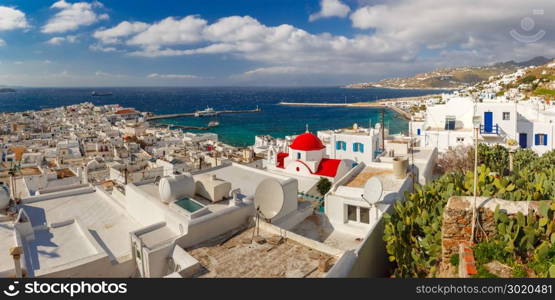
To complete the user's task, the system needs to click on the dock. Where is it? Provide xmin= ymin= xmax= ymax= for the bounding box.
xmin=153 ymin=123 xmax=209 ymax=130
xmin=278 ymin=101 xmax=412 ymax=120
xmin=146 ymin=108 xmax=261 ymax=121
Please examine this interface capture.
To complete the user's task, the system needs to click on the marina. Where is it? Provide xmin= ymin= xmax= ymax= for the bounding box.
xmin=147 ymin=107 xmax=262 ymax=121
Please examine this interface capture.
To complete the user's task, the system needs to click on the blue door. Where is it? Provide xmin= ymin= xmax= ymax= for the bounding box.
xmin=484 ymin=112 xmax=493 ymax=133
xmin=519 ymin=133 xmax=527 ymax=148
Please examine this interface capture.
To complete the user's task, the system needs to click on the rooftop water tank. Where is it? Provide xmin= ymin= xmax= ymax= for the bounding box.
xmin=158 ymin=175 xmax=195 ymax=204
xmin=0 ymin=182 xmax=10 ymax=209
xmin=393 ymin=157 xmax=408 ymax=179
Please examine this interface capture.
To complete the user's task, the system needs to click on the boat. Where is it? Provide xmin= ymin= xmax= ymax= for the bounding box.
xmin=208 ymin=121 xmax=220 ymax=127
xmin=91 ymin=91 xmax=113 ymax=97
xmin=194 ymin=106 xmax=218 ymax=117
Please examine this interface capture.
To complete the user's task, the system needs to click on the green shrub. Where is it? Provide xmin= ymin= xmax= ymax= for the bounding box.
xmin=450 ymin=254 xmax=459 ymax=267
xmin=512 ymin=264 xmax=528 ymax=278
xmin=316 ymin=177 xmax=332 ymax=196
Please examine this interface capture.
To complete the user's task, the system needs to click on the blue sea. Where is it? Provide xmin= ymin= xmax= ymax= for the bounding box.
xmin=0 ymin=87 xmax=445 ymax=146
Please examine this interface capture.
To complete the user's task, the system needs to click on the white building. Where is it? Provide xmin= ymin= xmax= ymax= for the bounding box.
xmin=317 ymin=124 xmax=382 ymax=166
xmin=413 ymin=96 xmax=555 ymax=154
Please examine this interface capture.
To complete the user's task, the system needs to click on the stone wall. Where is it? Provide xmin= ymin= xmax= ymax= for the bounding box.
xmin=441 ymin=196 xmax=544 ymax=266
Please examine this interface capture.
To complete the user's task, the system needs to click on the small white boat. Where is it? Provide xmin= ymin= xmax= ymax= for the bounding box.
xmin=208 ymin=121 xmax=220 ymax=127
xmin=194 ymin=106 xmax=218 ymax=117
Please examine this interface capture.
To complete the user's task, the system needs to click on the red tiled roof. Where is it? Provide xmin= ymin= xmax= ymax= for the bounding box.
xmin=289 ymin=132 xmax=325 ymax=151
xmin=313 ymin=158 xmax=341 ymax=177
xmin=277 ymin=152 xmax=289 ymax=168
xmin=115 ymin=109 xmax=138 ymax=115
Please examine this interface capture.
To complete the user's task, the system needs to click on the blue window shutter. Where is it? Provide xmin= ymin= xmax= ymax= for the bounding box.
xmin=336 ymin=141 xmax=341 ymax=150
xmin=359 ymin=144 xmax=364 ymax=153
xmin=417 ymin=129 xmax=421 ymax=136
xmin=353 ymin=143 xmax=357 ymax=152
xmin=342 ymin=142 xmax=346 ymax=151
xmin=544 ymin=135 xmax=548 ymax=146
xmin=535 ymin=134 xmax=540 ymax=145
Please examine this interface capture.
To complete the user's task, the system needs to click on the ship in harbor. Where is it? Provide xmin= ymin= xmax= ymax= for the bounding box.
xmin=91 ymin=91 xmax=113 ymax=97
xmin=194 ymin=106 xmax=218 ymax=117
xmin=208 ymin=120 xmax=220 ymax=127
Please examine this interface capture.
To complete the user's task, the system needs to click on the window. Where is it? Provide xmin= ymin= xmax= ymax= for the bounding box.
xmin=535 ymin=134 xmax=548 ymax=146
xmin=353 ymin=142 xmax=364 ymax=153
xmin=503 ymin=112 xmax=510 ymax=120
xmin=444 ymin=116 xmax=456 ymax=130
xmin=347 ymin=205 xmax=357 ymax=221
xmin=336 ymin=141 xmax=346 ymax=151
xmin=296 ymin=152 xmax=301 ymax=160
xmin=346 ymin=205 xmax=371 ymax=224
xmin=359 ymin=207 xmax=370 ymax=224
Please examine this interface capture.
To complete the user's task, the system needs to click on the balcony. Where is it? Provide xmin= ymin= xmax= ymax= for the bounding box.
xmin=480 ymin=124 xmax=499 ymax=135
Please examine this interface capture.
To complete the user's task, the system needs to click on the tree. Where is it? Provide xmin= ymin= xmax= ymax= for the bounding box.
xmin=316 ymin=177 xmax=332 ymax=196
xmin=436 ymin=145 xmax=474 ymax=174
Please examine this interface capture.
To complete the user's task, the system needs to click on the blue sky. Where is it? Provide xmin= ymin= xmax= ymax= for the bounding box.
xmin=0 ymin=0 xmax=553 ymax=87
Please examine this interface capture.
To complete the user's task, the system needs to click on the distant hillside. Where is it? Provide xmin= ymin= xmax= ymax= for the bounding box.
xmin=346 ymin=56 xmax=552 ymax=90
xmin=0 ymin=88 xmax=16 ymax=93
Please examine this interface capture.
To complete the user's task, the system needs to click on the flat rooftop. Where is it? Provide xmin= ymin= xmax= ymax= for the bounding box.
xmin=344 ymin=166 xmax=405 ymax=191
xmin=188 ymin=227 xmax=336 ymax=278
xmin=135 ymin=182 xmax=231 ymax=213
xmin=22 ymin=221 xmax=100 ymax=275
xmin=193 ymin=164 xmax=291 ymax=196
xmin=345 ymin=168 xmax=393 ymax=188
xmin=289 ymin=214 xmax=364 ymax=251
xmin=20 ymin=189 xmax=142 ymax=260
xmin=0 ymin=221 xmax=16 ymax=274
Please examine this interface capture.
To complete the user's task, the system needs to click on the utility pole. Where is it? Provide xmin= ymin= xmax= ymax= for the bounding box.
xmin=410 ymin=122 xmax=415 ymax=192
xmin=380 ymin=108 xmax=385 ymax=151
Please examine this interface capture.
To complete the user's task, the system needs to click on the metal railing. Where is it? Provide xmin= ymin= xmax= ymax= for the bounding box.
xmin=480 ymin=124 xmax=499 ymax=135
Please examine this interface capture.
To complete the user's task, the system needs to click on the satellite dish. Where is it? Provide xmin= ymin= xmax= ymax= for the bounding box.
xmin=254 ymin=178 xmax=285 ymax=220
xmin=363 ymin=177 xmax=383 ymax=205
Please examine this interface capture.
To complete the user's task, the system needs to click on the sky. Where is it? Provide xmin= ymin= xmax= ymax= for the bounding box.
xmin=0 ymin=0 xmax=553 ymax=87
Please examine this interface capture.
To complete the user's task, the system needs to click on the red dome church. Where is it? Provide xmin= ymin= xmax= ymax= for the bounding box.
xmin=270 ymin=131 xmax=351 ymax=181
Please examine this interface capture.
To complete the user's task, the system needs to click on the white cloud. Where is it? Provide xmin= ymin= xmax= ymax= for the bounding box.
xmin=0 ymin=39 xmax=5 ymax=47
xmin=127 ymin=16 xmax=207 ymax=47
xmin=93 ymin=21 xmax=149 ymax=44
xmin=0 ymin=6 xmax=29 ymax=31
xmin=46 ymin=35 xmax=78 ymax=45
xmin=147 ymin=73 xmax=200 ymax=79
xmin=351 ymin=0 xmax=553 ymax=47
xmin=114 ymin=15 xmax=408 ymax=66
xmin=242 ymin=66 xmax=307 ymax=76
xmin=90 ymin=1 xmax=555 ymax=83
xmin=95 ymin=71 xmax=126 ymax=77
xmin=89 ymin=43 xmax=120 ymax=52
xmin=42 ymin=0 xmax=108 ymax=34
xmin=309 ymin=0 xmax=351 ymax=21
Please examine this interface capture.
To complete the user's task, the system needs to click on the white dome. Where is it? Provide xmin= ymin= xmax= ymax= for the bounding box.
xmin=158 ymin=175 xmax=195 ymax=204
xmin=0 ymin=183 xmax=10 ymax=209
